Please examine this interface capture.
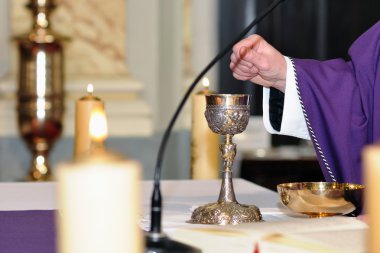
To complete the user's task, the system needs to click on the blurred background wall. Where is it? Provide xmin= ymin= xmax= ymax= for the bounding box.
xmin=0 ymin=0 xmax=379 ymax=183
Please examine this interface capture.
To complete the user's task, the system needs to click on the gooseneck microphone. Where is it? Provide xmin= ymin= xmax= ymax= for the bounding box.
xmin=146 ymin=0 xmax=287 ymax=252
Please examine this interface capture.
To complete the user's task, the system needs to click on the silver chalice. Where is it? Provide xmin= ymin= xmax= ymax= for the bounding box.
xmin=189 ymin=94 xmax=262 ymax=225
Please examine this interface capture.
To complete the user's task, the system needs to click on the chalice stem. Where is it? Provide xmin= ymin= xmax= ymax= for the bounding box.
xmin=218 ymin=134 xmax=237 ymax=203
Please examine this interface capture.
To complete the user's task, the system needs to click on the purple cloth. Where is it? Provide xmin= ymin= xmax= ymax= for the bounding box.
xmin=293 ymin=20 xmax=380 ymax=184
xmin=0 ymin=210 xmax=56 ymax=253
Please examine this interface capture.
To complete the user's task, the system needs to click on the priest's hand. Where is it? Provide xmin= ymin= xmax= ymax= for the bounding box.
xmin=230 ymin=34 xmax=287 ymax=92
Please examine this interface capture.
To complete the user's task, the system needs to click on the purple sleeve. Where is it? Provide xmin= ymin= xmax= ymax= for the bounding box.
xmin=293 ymin=20 xmax=380 ymax=183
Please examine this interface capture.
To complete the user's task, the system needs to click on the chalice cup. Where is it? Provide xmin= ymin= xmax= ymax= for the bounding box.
xmin=189 ymin=94 xmax=262 ymax=225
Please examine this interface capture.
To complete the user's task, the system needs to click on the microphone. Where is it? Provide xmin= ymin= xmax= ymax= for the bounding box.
xmin=145 ymin=0 xmax=287 ymax=252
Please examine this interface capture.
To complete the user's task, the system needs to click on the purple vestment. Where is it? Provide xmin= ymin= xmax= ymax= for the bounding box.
xmin=293 ymin=20 xmax=380 ymax=184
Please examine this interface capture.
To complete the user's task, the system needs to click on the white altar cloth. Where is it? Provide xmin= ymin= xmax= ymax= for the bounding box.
xmin=0 ymin=179 xmax=278 ymax=209
xmin=0 ymin=179 xmax=368 ymax=253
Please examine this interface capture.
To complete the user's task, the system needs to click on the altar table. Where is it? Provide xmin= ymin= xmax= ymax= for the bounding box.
xmin=0 ymin=179 xmax=368 ymax=253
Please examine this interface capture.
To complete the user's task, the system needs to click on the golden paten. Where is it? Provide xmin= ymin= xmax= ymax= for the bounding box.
xmin=277 ymin=182 xmax=364 ymax=218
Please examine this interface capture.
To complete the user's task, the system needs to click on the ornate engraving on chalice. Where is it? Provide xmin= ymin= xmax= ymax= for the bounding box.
xmin=15 ymin=0 xmax=66 ymax=181
xmin=189 ymin=94 xmax=262 ymax=225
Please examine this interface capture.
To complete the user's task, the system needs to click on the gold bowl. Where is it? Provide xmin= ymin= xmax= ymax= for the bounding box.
xmin=277 ymin=182 xmax=364 ymax=217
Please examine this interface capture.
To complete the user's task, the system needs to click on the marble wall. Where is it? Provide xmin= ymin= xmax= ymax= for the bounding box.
xmin=11 ymin=0 xmax=129 ymax=76
xmin=0 ymin=0 xmax=222 ymax=182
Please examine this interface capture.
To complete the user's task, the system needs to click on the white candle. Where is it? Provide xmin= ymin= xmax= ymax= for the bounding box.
xmin=191 ymin=77 xmax=219 ymax=179
xmin=74 ymin=84 xmax=105 ymax=159
xmin=57 ymin=110 xmax=142 ymax=253
xmin=363 ymin=145 xmax=380 ymax=253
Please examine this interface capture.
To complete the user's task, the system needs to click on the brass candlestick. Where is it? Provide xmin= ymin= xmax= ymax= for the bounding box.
xmin=189 ymin=94 xmax=262 ymax=225
xmin=15 ymin=0 xmax=66 ymax=181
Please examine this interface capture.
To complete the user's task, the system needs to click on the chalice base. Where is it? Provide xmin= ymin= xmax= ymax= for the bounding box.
xmin=189 ymin=201 xmax=262 ymax=225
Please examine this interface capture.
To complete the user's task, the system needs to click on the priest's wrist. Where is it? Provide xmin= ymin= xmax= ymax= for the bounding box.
xmin=271 ymin=56 xmax=287 ymax=92
xmin=272 ymin=78 xmax=286 ymax=93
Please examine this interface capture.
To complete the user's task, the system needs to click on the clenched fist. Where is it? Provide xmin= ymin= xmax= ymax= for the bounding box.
xmin=230 ymin=34 xmax=287 ymax=92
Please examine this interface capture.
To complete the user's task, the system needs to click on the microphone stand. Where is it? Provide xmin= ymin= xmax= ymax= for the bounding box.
xmin=145 ymin=0 xmax=287 ymax=252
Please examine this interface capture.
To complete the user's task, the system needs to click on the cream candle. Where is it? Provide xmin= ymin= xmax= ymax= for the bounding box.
xmin=363 ymin=145 xmax=380 ymax=253
xmin=57 ymin=110 xmax=142 ymax=253
xmin=191 ymin=77 xmax=219 ymax=179
xmin=74 ymin=84 xmax=105 ymax=159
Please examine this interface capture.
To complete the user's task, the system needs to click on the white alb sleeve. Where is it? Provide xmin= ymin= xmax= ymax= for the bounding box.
xmin=262 ymin=56 xmax=310 ymax=140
